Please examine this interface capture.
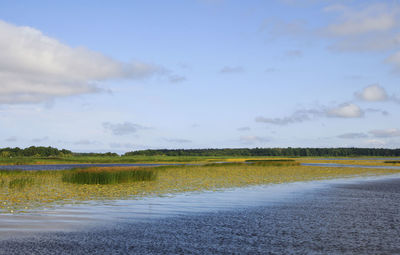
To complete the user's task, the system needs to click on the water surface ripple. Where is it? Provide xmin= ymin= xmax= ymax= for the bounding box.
xmin=2 ymin=175 xmax=400 ymax=254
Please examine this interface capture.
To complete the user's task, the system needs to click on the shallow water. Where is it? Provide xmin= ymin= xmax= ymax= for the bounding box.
xmin=0 ymin=163 xmax=181 ymax=171
xmin=2 ymin=174 xmax=400 ymax=254
xmin=1 ymin=174 xmax=399 ymax=237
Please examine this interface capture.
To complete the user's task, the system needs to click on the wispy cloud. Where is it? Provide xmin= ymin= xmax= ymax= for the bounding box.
xmin=237 ymin=126 xmax=251 ymax=131
xmin=103 ymin=122 xmax=148 ymax=136
xmin=5 ymin=136 xmax=17 ymax=142
xmin=240 ymin=136 xmax=270 ymax=144
xmin=31 ymin=136 xmax=49 ymax=143
xmin=369 ymin=128 xmax=400 ymax=138
xmin=264 ymin=67 xmax=276 ymax=73
xmin=74 ymin=140 xmax=100 ymax=145
xmin=169 ymin=75 xmax=187 ymax=83
xmin=219 ymin=66 xmax=244 ymax=74
xmin=256 ymin=102 xmax=369 ymax=126
xmin=323 ymin=4 xmax=397 ymax=37
xmin=256 ymin=109 xmax=323 ymax=125
xmin=285 ymin=50 xmax=303 ymax=58
xmin=337 ymin=132 xmax=368 ymax=139
xmin=164 ymin=138 xmax=192 ymax=143
xmin=320 ymin=3 xmax=400 ymax=72
xmin=0 ymin=20 xmax=162 ymax=104
xmin=109 ymin=142 xmax=137 ymax=149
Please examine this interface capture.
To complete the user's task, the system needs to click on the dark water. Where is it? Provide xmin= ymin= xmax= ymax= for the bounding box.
xmin=2 ymin=176 xmax=400 ymax=254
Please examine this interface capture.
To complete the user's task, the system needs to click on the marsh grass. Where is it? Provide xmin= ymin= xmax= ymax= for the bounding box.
xmin=8 ymin=177 xmax=34 ymax=189
xmin=245 ymin=159 xmax=300 ymax=166
xmin=62 ymin=167 xmax=157 ymax=184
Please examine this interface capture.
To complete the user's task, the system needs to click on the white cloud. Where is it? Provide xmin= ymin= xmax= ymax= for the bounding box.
xmin=0 ymin=20 xmax=162 ymax=104
xmin=327 ymin=103 xmax=364 ymax=118
xmin=355 ymin=84 xmax=388 ymax=102
xmin=369 ymin=128 xmax=400 ymax=138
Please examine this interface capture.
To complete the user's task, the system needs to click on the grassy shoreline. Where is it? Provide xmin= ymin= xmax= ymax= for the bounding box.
xmin=1 ymin=155 xmax=399 ymax=166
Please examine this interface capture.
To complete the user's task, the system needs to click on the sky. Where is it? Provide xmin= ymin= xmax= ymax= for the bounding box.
xmin=0 ymin=0 xmax=400 ymax=153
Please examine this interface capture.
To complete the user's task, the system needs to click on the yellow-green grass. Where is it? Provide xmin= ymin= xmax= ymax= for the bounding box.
xmin=0 ymin=164 xmax=399 ymax=213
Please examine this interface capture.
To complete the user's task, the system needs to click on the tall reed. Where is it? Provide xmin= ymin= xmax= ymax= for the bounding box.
xmin=62 ymin=167 xmax=157 ymax=185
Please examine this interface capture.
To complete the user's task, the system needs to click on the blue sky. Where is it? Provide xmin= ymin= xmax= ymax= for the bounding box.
xmin=0 ymin=0 xmax=399 ymax=152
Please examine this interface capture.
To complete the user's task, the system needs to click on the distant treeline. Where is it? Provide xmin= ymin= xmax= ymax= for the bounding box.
xmin=0 ymin=146 xmax=72 ymax=157
xmin=2 ymin=146 xmax=400 ymax=158
xmin=72 ymin=152 xmax=119 ymax=157
xmin=124 ymin=148 xmax=400 ymax=157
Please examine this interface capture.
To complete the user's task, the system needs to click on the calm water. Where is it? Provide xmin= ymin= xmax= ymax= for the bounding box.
xmin=0 ymin=163 xmax=182 ymax=171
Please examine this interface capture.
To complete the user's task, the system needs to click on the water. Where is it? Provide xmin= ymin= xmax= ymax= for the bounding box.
xmin=2 ymin=174 xmax=400 ymax=254
xmin=1 ymin=174 xmax=400 ymax=237
xmin=0 ymin=163 xmax=182 ymax=171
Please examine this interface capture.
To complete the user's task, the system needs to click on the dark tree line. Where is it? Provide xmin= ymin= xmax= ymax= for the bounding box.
xmin=0 ymin=146 xmax=72 ymax=157
xmin=72 ymin=152 xmax=119 ymax=157
xmin=124 ymin=148 xmax=400 ymax=157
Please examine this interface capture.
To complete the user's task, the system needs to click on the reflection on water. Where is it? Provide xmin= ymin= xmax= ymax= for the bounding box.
xmin=0 ymin=163 xmax=180 ymax=171
xmin=2 ymin=173 xmax=400 ymax=238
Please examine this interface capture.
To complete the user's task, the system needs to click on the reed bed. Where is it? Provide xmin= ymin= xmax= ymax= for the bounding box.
xmin=385 ymin=160 xmax=400 ymax=164
xmin=62 ymin=167 xmax=157 ymax=184
xmin=0 ymin=164 xmax=399 ymax=213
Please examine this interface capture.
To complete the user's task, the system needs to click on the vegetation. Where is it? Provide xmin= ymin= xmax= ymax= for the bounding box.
xmin=0 ymin=163 xmax=399 ymax=213
xmin=245 ymin=159 xmax=300 ymax=166
xmin=125 ymin=148 xmax=400 ymax=157
xmin=0 ymin=146 xmax=399 ymax=166
xmin=62 ymin=167 xmax=157 ymax=184
xmin=0 ymin=146 xmax=72 ymax=158
xmin=385 ymin=161 xmax=400 ymax=164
